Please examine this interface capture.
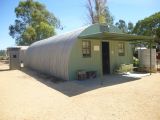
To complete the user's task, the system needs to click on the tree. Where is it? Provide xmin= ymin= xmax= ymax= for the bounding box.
xmin=127 ymin=22 xmax=134 ymax=33
xmin=133 ymin=12 xmax=160 ymax=43
xmin=9 ymin=0 xmax=61 ymax=45
xmin=86 ymin=0 xmax=114 ymax=25
xmin=105 ymin=6 xmax=114 ymax=25
xmin=156 ymin=27 xmax=160 ymax=38
xmin=0 ymin=50 xmax=5 ymax=56
xmin=115 ymin=19 xmax=127 ymax=33
xmin=115 ymin=20 xmax=134 ymax=33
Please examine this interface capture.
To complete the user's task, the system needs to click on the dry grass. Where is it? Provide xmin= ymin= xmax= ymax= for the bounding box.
xmin=0 ymin=62 xmax=160 ymax=120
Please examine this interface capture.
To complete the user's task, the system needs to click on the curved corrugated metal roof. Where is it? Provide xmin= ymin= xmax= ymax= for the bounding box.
xmin=25 ymin=23 xmax=153 ymax=80
xmin=25 ymin=27 xmax=87 ymax=80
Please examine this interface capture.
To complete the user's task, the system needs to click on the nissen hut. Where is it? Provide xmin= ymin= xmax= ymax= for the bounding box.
xmin=24 ymin=24 xmax=153 ymax=80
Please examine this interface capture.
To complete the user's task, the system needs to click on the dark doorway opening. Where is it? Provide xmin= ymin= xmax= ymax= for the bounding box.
xmin=102 ymin=42 xmax=110 ymax=74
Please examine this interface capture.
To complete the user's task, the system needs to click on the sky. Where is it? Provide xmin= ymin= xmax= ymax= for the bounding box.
xmin=0 ymin=0 xmax=160 ymax=50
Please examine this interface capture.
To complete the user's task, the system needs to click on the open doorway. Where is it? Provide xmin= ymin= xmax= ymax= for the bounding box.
xmin=102 ymin=42 xmax=110 ymax=74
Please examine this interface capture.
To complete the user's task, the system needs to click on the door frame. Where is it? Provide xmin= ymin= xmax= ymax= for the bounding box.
xmin=101 ymin=41 xmax=110 ymax=75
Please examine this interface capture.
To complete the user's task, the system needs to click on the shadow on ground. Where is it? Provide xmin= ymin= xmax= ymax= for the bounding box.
xmin=20 ymin=67 xmax=142 ymax=97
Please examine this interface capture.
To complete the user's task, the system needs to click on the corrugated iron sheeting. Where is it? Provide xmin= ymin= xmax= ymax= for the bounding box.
xmin=24 ymin=27 xmax=86 ymax=80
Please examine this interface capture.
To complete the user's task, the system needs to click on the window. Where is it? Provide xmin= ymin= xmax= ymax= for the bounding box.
xmin=118 ymin=42 xmax=125 ymax=56
xmin=13 ymin=55 xmax=17 ymax=58
xmin=82 ymin=41 xmax=91 ymax=57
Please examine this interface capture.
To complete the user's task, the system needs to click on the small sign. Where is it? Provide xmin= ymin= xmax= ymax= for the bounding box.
xmin=94 ymin=46 xmax=100 ymax=51
xmin=111 ymin=51 xmax=114 ymax=54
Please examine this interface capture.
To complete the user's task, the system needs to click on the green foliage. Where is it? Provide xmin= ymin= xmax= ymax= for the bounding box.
xmin=156 ymin=27 xmax=160 ymax=38
xmin=36 ymin=22 xmax=54 ymax=40
xmin=9 ymin=0 xmax=61 ymax=45
xmin=115 ymin=20 xmax=134 ymax=33
xmin=127 ymin=22 xmax=134 ymax=33
xmin=105 ymin=7 xmax=114 ymax=25
xmin=133 ymin=12 xmax=160 ymax=43
xmin=114 ymin=64 xmax=133 ymax=73
xmin=133 ymin=57 xmax=139 ymax=67
xmin=0 ymin=50 xmax=6 ymax=56
xmin=86 ymin=0 xmax=114 ymax=25
xmin=22 ymin=26 xmax=36 ymax=45
xmin=115 ymin=19 xmax=127 ymax=33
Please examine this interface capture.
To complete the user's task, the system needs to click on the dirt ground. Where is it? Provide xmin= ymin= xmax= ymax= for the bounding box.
xmin=0 ymin=61 xmax=160 ymax=120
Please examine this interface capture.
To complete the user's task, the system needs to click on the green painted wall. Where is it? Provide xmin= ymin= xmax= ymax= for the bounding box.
xmin=68 ymin=39 xmax=102 ymax=80
xmin=68 ymin=24 xmax=133 ymax=80
xmin=68 ymin=39 xmax=133 ymax=80
xmin=109 ymin=41 xmax=133 ymax=73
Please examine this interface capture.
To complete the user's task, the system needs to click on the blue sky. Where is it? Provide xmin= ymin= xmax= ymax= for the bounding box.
xmin=0 ymin=0 xmax=160 ymax=50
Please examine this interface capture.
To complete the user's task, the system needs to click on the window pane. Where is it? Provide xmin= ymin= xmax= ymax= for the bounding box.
xmin=13 ymin=55 xmax=17 ymax=58
xmin=82 ymin=49 xmax=86 ymax=54
xmin=82 ymin=41 xmax=91 ymax=57
xmin=118 ymin=42 xmax=125 ymax=56
xmin=82 ymin=41 xmax=85 ymax=46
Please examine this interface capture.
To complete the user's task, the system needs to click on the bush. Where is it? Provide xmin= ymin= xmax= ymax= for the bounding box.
xmin=133 ymin=57 xmax=139 ymax=67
